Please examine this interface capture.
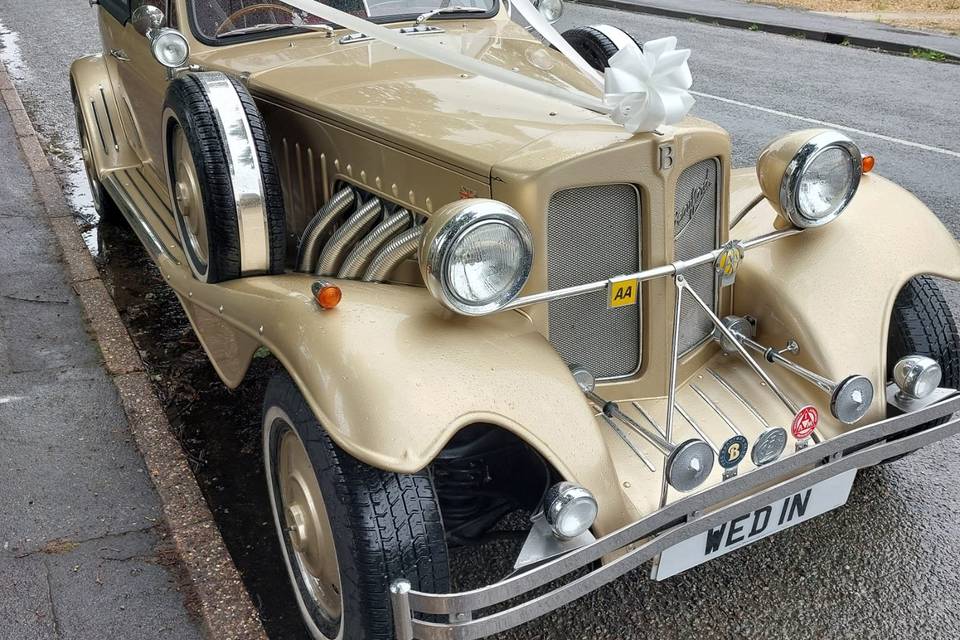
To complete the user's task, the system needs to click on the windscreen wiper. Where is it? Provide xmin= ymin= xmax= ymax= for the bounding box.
xmin=414 ymin=6 xmax=487 ymax=25
xmin=216 ymin=23 xmax=295 ymax=38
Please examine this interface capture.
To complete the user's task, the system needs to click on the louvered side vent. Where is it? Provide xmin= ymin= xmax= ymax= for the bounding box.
xmin=547 ymin=185 xmax=641 ymax=379
xmin=674 ymin=158 xmax=721 ymax=355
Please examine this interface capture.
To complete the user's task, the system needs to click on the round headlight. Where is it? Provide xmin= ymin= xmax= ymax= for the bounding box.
xmin=420 ymin=199 xmax=533 ymax=316
xmin=535 ymin=0 xmax=564 ymax=23
xmin=151 ymin=29 xmax=190 ymax=69
xmin=542 ymin=482 xmax=598 ymax=540
xmin=893 ymin=355 xmax=942 ymax=400
xmin=758 ymin=129 xmax=863 ymax=228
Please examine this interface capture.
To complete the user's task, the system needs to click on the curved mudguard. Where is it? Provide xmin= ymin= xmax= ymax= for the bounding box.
xmin=173 ymin=267 xmax=631 ymax=534
xmin=731 ymin=169 xmax=960 ymax=426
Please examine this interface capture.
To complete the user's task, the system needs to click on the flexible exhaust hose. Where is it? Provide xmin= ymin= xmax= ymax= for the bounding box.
xmin=316 ymin=197 xmax=383 ymax=276
xmin=338 ymin=209 xmax=412 ymax=279
xmin=296 ymin=187 xmax=355 ymax=272
xmin=362 ymin=226 xmax=423 ymax=283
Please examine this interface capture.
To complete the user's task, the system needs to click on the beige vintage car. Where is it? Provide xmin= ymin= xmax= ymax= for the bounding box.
xmin=71 ymin=0 xmax=960 ymax=638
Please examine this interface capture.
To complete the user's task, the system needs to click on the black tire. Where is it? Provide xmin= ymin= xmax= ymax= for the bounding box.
xmin=879 ymin=276 xmax=960 ymax=464
xmin=561 ymin=26 xmax=639 ymax=71
xmin=263 ymin=372 xmax=450 ymax=639
xmin=72 ymin=86 xmax=124 ymax=226
xmin=163 ymin=72 xmax=285 ymax=282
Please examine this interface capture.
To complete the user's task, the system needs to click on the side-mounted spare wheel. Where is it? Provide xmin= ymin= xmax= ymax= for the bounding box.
xmin=561 ymin=25 xmax=641 ymax=71
xmin=163 ymin=72 xmax=286 ymax=283
xmin=263 ymin=372 xmax=450 ymax=640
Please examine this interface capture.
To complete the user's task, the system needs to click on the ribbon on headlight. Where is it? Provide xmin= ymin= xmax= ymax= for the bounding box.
xmin=603 ymin=37 xmax=695 ymax=133
xmin=280 ymin=0 xmax=694 ymax=134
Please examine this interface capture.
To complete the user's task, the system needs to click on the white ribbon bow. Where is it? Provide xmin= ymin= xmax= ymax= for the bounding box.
xmin=603 ymin=37 xmax=695 ymax=133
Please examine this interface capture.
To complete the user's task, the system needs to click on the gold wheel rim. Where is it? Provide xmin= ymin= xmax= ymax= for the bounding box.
xmin=277 ymin=429 xmax=343 ymax=621
xmin=171 ymin=128 xmax=209 ymax=267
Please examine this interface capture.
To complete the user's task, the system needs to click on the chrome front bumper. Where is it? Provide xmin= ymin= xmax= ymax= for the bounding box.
xmin=391 ymin=393 xmax=960 ymax=640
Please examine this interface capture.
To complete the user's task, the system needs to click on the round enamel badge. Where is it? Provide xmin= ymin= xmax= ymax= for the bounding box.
xmin=718 ymin=435 xmax=749 ymax=469
xmin=791 ymin=405 xmax=819 ymax=440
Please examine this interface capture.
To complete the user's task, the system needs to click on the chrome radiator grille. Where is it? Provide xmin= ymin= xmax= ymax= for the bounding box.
xmin=547 ymin=185 xmax=641 ymax=379
xmin=674 ymin=158 xmax=721 ymax=355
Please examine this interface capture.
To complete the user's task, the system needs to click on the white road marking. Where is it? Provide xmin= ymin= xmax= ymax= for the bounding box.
xmin=692 ymin=90 xmax=960 ymax=159
xmin=0 ymin=396 xmax=24 ymax=404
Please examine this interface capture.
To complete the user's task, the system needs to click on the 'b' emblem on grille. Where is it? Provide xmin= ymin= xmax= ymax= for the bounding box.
xmin=675 ymin=178 xmax=711 ymax=238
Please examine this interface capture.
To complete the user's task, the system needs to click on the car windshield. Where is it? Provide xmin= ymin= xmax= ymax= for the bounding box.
xmin=191 ymin=0 xmax=497 ymax=41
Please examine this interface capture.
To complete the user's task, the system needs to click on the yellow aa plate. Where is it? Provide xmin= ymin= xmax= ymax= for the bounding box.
xmin=608 ymin=278 xmax=639 ymax=308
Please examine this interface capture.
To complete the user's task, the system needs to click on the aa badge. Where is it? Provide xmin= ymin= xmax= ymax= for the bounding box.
xmin=714 ymin=241 xmax=745 ymax=287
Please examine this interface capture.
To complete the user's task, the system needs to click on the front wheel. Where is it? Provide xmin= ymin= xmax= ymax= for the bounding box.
xmin=263 ymin=372 xmax=450 ymax=639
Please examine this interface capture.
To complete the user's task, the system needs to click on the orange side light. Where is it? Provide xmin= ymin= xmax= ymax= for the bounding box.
xmin=862 ymin=154 xmax=875 ymax=173
xmin=312 ymin=280 xmax=342 ymax=310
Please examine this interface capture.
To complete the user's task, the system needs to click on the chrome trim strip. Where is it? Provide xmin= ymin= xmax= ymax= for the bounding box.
xmin=600 ymin=414 xmax=656 ymax=472
xmin=392 ymin=394 xmax=960 ymax=639
xmin=707 ymin=368 xmax=772 ymax=428
xmin=90 ymin=97 xmax=108 ymax=154
xmin=194 ymin=72 xmax=269 ymax=275
xmin=691 ymin=383 xmax=742 ymax=436
xmin=674 ymin=404 xmax=719 ymax=453
xmin=99 ymin=86 xmax=119 ymax=151
xmin=499 ymin=227 xmax=802 ymax=313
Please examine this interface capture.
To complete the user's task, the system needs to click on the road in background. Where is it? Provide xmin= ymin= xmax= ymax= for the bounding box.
xmin=1 ymin=0 xmax=958 ymax=637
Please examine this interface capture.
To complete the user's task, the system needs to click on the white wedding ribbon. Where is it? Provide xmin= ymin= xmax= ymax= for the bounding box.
xmin=280 ymin=0 xmax=694 ymax=133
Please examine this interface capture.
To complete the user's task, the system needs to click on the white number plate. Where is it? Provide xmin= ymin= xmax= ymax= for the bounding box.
xmin=653 ymin=469 xmax=857 ymax=581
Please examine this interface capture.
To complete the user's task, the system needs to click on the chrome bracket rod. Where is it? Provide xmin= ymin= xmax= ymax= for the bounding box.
xmin=587 ymin=392 xmax=676 ymax=456
xmin=599 ymin=414 xmax=657 ymax=472
xmin=678 ymin=277 xmax=802 ymax=417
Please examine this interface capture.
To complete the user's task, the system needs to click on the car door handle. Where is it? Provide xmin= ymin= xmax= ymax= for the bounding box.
xmin=110 ymin=48 xmax=131 ymax=62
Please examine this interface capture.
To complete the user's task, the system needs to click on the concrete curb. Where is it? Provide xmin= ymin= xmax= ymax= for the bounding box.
xmin=571 ymin=0 xmax=960 ymax=62
xmin=0 ymin=64 xmax=268 ymax=640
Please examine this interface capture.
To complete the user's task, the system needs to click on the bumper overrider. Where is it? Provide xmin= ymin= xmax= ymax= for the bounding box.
xmin=391 ymin=392 xmax=959 ymax=639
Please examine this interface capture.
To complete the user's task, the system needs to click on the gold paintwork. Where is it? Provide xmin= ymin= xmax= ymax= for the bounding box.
xmin=71 ymin=0 xmax=960 ymax=536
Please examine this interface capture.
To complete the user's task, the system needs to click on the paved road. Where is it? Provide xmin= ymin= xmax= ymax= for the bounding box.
xmin=1 ymin=1 xmax=958 ymax=638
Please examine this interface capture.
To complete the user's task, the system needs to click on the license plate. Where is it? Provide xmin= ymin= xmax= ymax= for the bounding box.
xmin=653 ymin=469 xmax=857 ymax=580
xmin=607 ymin=277 xmax=639 ymax=308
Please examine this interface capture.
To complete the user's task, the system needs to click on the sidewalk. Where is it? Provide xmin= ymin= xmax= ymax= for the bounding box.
xmin=0 ymin=84 xmax=204 ymax=637
xmin=574 ymin=0 xmax=960 ymax=59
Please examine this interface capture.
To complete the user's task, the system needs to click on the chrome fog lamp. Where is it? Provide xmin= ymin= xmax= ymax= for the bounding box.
xmin=542 ymin=482 xmax=598 ymax=540
xmin=151 ymin=29 xmax=190 ymax=69
xmin=666 ymin=440 xmax=715 ymax=492
xmin=893 ymin=355 xmax=942 ymax=400
xmin=535 ymin=0 xmax=564 ymax=23
xmin=420 ymin=199 xmax=533 ymax=316
xmin=757 ymin=129 xmax=862 ymax=228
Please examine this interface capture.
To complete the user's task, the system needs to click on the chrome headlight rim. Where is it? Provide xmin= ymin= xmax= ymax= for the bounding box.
xmin=151 ymin=28 xmax=190 ymax=69
xmin=779 ymin=131 xmax=862 ymax=228
xmin=542 ymin=481 xmax=598 ymax=540
xmin=423 ymin=201 xmax=534 ymax=316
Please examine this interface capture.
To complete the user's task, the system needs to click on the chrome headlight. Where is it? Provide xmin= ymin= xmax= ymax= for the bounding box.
xmin=758 ymin=129 xmax=863 ymax=228
xmin=420 ymin=199 xmax=533 ymax=316
xmin=535 ymin=0 xmax=564 ymax=23
xmin=151 ymin=29 xmax=190 ymax=69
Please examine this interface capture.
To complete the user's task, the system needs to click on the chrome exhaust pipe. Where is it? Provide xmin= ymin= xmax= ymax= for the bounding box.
xmin=362 ymin=226 xmax=422 ymax=283
xmin=296 ymin=187 xmax=355 ymax=272
xmin=316 ymin=198 xmax=382 ymax=276
xmin=717 ymin=316 xmax=875 ymax=425
xmin=337 ymin=209 xmax=411 ymax=279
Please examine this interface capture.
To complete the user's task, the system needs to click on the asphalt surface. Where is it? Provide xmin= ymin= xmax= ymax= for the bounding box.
xmin=1 ymin=1 xmax=959 ymax=638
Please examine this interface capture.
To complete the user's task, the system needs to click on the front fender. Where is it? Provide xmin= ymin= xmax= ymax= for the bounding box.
xmin=173 ymin=264 xmax=629 ymax=533
xmin=70 ymin=55 xmax=139 ymax=174
xmin=731 ymin=169 xmax=960 ymax=427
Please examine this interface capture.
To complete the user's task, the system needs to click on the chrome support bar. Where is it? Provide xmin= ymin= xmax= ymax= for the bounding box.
xmin=679 ymin=277 xmax=803 ymax=418
xmin=588 ymin=392 xmax=675 ymax=456
xmin=600 ymin=415 xmax=656 ymax=472
xmin=499 ymin=227 xmax=802 ymax=313
xmin=721 ymin=317 xmax=875 ymax=425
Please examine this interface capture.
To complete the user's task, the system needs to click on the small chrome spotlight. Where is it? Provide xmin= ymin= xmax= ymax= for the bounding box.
xmin=830 ymin=375 xmax=875 ymax=424
xmin=666 ymin=440 xmax=715 ymax=492
xmin=893 ymin=356 xmax=942 ymax=400
xmin=752 ymin=427 xmax=787 ymax=466
xmin=542 ymin=482 xmax=598 ymax=540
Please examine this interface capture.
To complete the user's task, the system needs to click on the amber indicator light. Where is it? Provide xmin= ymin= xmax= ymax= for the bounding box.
xmin=861 ymin=154 xmax=875 ymax=173
xmin=312 ymin=281 xmax=342 ymax=309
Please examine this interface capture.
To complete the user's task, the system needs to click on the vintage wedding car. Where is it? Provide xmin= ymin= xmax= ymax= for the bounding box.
xmin=72 ymin=0 xmax=960 ymax=637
